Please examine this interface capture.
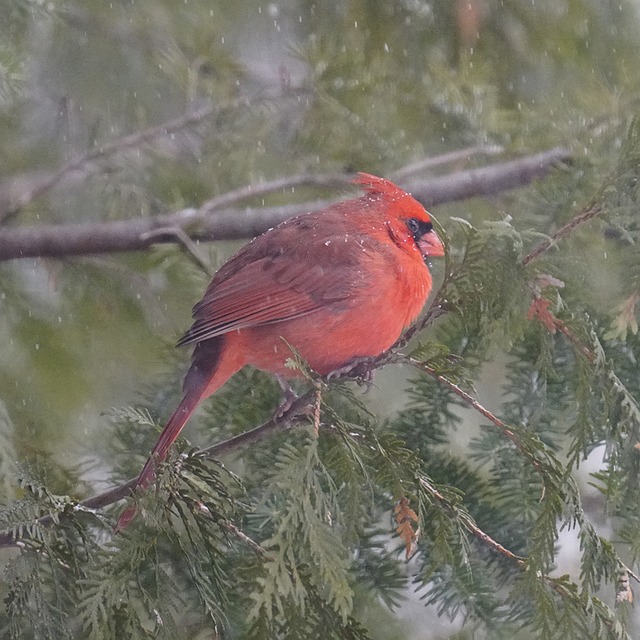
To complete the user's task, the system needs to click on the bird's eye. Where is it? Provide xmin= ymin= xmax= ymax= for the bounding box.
xmin=407 ymin=218 xmax=421 ymax=235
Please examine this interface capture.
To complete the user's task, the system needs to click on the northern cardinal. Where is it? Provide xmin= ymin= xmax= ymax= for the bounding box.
xmin=116 ymin=173 xmax=444 ymax=529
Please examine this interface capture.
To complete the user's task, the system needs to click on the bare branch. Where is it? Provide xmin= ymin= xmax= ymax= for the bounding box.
xmin=407 ymin=146 xmax=571 ymax=206
xmin=0 ymin=147 xmax=570 ymax=262
xmin=197 ymin=172 xmax=354 ymax=215
xmin=406 ymin=358 xmax=514 ymax=435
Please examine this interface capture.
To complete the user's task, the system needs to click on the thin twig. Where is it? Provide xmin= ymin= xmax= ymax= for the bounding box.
xmin=417 ymin=477 xmax=525 ymax=566
xmin=139 ymin=226 xmax=213 ymax=275
xmin=393 ymin=301 xmax=449 ymax=350
xmin=224 ymin=521 xmax=269 ymax=557
xmin=312 ymin=387 xmax=322 ymax=437
xmin=391 ymin=144 xmax=504 ymax=181
xmin=197 ymin=391 xmax=315 ymax=459
xmin=193 ymin=500 xmax=269 ymax=557
xmin=406 ymin=358 xmax=513 ymax=435
xmin=625 ymin=565 xmax=640 ymax=585
xmin=406 ymin=357 xmax=545 ymax=473
xmin=197 ymin=173 xmax=354 ymax=215
xmin=462 ymin=515 xmax=525 ymax=564
xmin=522 ymin=202 xmax=603 ymax=266
xmin=0 ymin=105 xmax=216 ymax=222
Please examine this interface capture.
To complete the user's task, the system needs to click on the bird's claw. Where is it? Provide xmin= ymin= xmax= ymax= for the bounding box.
xmin=326 ymin=357 xmax=375 ymax=392
xmin=358 ymin=369 xmax=375 ymax=394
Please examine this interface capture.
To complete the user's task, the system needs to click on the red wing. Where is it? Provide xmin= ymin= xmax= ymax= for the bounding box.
xmin=177 ymin=256 xmax=357 ymax=347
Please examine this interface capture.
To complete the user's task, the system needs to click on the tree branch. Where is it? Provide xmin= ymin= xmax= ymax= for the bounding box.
xmin=406 ymin=146 xmax=571 ymax=206
xmin=0 ymin=147 xmax=570 ymax=261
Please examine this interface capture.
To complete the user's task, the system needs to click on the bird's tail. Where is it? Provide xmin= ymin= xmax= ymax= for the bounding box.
xmin=115 ymin=389 xmax=201 ymax=532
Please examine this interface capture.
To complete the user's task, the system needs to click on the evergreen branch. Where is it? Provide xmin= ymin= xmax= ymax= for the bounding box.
xmin=224 ymin=521 xmax=268 ymax=557
xmin=405 ymin=357 xmax=545 ymax=473
xmin=539 ymin=575 xmax=630 ymax=639
xmin=139 ymin=226 xmax=213 ymax=275
xmin=522 ymin=202 xmax=603 ymax=266
xmin=523 ymin=119 xmax=640 ymax=267
xmin=0 ymin=391 xmax=316 ymax=548
xmin=0 ymin=147 xmax=570 ymax=261
xmin=526 ymin=295 xmax=596 ymax=361
xmin=418 ymin=473 xmax=632 ymax=637
xmin=0 ymin=105 xmax=216 ymax=222
xmin=417 ymin=476 xmax=525 ymax=566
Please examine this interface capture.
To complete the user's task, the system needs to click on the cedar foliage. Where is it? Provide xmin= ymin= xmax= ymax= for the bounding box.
xmin=3 ymin=1 xmax=640 ymax=639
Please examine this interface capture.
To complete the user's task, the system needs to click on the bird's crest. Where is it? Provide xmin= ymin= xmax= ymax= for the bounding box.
xmin=352 ymin=172 xmax=408 ymax=200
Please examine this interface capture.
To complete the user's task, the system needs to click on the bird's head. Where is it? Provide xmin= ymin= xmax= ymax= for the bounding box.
xmin=353 ymin=172 xmax=445 ymax=259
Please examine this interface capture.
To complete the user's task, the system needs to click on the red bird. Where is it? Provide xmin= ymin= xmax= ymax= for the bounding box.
xmin=117 ymin=173 xmax=444 ymax=528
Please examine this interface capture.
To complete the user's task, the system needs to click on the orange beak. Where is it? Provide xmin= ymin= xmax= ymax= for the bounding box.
xmin=418 ymin=229 xmax=445 ymax=258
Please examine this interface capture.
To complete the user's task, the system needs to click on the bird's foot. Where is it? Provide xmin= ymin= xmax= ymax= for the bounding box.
xmin=326 ymin=357 xmax=375 ymax=392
